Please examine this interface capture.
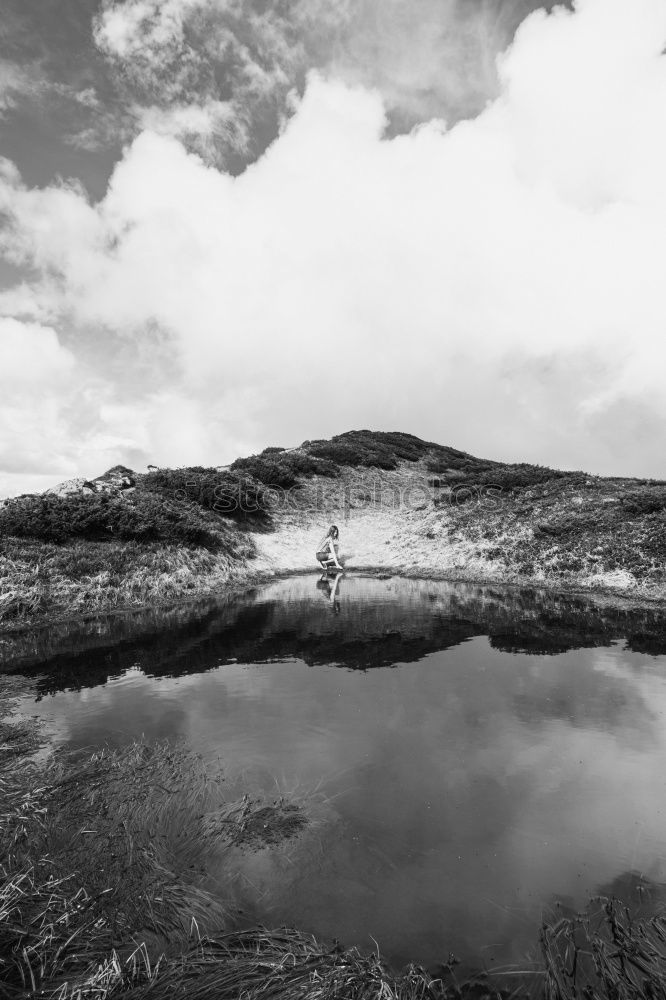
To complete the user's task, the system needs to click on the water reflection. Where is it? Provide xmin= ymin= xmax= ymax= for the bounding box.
xmin=8 ymin=575 xmax=666 ymax=971
xmin=4 ymin=575 xmax=666 ymax=695
xmin=316 ymin=572 xmax=343 ymax=613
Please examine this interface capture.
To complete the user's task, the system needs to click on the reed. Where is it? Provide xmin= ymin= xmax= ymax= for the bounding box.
xmin=541 ymin=899 xmax=666 ymax=1000
xmin=121 ymin=928 xmax=443 ymax=1000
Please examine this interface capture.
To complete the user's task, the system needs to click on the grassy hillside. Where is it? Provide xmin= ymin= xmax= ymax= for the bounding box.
xmin=1 ymin=430 xmax=665 ymax=630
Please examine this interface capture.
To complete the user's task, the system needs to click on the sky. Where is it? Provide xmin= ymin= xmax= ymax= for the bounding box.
xmin=1 ymin=0 xmax=665 ymax=497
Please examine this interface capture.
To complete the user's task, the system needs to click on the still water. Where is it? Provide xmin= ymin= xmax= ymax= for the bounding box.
xmin=12 ymin=574 xmax=666 ymax=971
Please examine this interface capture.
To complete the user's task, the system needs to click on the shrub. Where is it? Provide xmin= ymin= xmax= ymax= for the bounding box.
xmin=464 ymin=464 xmax=580 ymax=492
xmin=534 ymin=513 xmax=597 ymax=538
xmin=425 ymin=448 xmax=495 ymax=475
xmin=142 ymin=467 xmax=269 ymax=524
xmin=304 ymin=430 xmax=432 ymax=469
xmin=641 ymin=512 xmax=666 ymax=558
xmin=619 ymin=487 xmax=666 ymax=517
xmin=0 ymin=491 xmax=228 ymax=549
xmin=229 ymin=452 xmax=338 ymax=487
xmin=300 ymin=430 xmax=499 ymax=475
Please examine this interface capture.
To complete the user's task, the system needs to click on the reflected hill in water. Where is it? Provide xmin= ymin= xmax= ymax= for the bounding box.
xmin=3 ymin=575 xmax=666 ymax=698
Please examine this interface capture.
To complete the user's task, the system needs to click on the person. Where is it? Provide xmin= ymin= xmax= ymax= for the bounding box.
xmin=316 ymin=524 xmax=342 ymax=570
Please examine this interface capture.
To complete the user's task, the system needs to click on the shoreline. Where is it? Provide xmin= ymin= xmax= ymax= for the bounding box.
xmin=2 ymin=557 xmax=665 ymax=641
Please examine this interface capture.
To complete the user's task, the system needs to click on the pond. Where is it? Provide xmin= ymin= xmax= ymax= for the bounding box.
xmin=10 ymin=574 xmax=666 ymax=973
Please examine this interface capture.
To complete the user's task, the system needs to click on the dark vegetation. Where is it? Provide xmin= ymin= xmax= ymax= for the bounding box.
xmin=230 ymin=450 xmax=339 ymax=487
xmin=0 ymin=468 xmax=270 ymax=551
xmin=142 ymin=466 xmax=269 ymax=525
xmin=462 ymin=463 xmax=584 ymax=492
xmin=301 ymin=430 xmax=487 ymax=472
xmin=228 ymin=430 xmax=498 ymax=481
xmin=0 ymin=489 xmax=227 ymax=549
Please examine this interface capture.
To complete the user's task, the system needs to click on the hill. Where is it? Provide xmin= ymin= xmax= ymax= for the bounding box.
xmin=1 ymin=430 xmax=665 ymax=631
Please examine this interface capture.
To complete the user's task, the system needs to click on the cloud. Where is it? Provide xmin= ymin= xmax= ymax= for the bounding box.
xmin=323 ymin=0 xmax=540 ymax=127
xmin=1 ymin=0 xmax=666 ymax=494
xmin=0 ymin=317 xmax=75 ymax=384
xmin=92 ymin=0 xmax=308 ymax=163
xmin=90 ymin=0 xmax=549 ymax=166
xmin=0 ymin=0 xmax=565 ymax=180
xmin=133 ymin=98 xmax=247 ymax=159
xmin=0 ymin=284 xmax=56 ymax=322
xmin=0 ymin=54 xmax=102 ymax=128
xmin=0 ymin=58 xmax=43 ymax=115
xmin=0 ymin=318 xmax=79 ymax=480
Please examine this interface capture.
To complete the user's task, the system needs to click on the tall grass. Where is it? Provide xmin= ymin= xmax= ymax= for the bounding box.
xmin=123 ymin=929 xmax=442 ymax=1000
xmin=0 ymin=535 xmax=257 ymax=629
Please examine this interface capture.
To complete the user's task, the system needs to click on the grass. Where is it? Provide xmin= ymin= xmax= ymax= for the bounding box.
xmin=0 ymin=717 xmax=40 ymax=761
xmin=541 ymin=899 xmax=666 ymax=1000
xmin=123 ymin=929 xmax=443 ymax=1000
xmin=0 ymin=533 xmax=257 ymax=629
xmin=440 ymin=474 xmax=666 ymax=595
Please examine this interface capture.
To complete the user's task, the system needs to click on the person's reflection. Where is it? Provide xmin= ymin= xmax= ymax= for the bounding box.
xmin=316 ymin=571 xmax=343 ymax=614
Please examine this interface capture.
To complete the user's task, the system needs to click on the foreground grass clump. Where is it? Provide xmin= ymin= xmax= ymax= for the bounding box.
xmin=0 ymin=738 xmax=443 ymax=999
xmin=0 ymin=532 xmax=255 ymax=627
xmin=541 ymin=899 xmax=666 ymax=1000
